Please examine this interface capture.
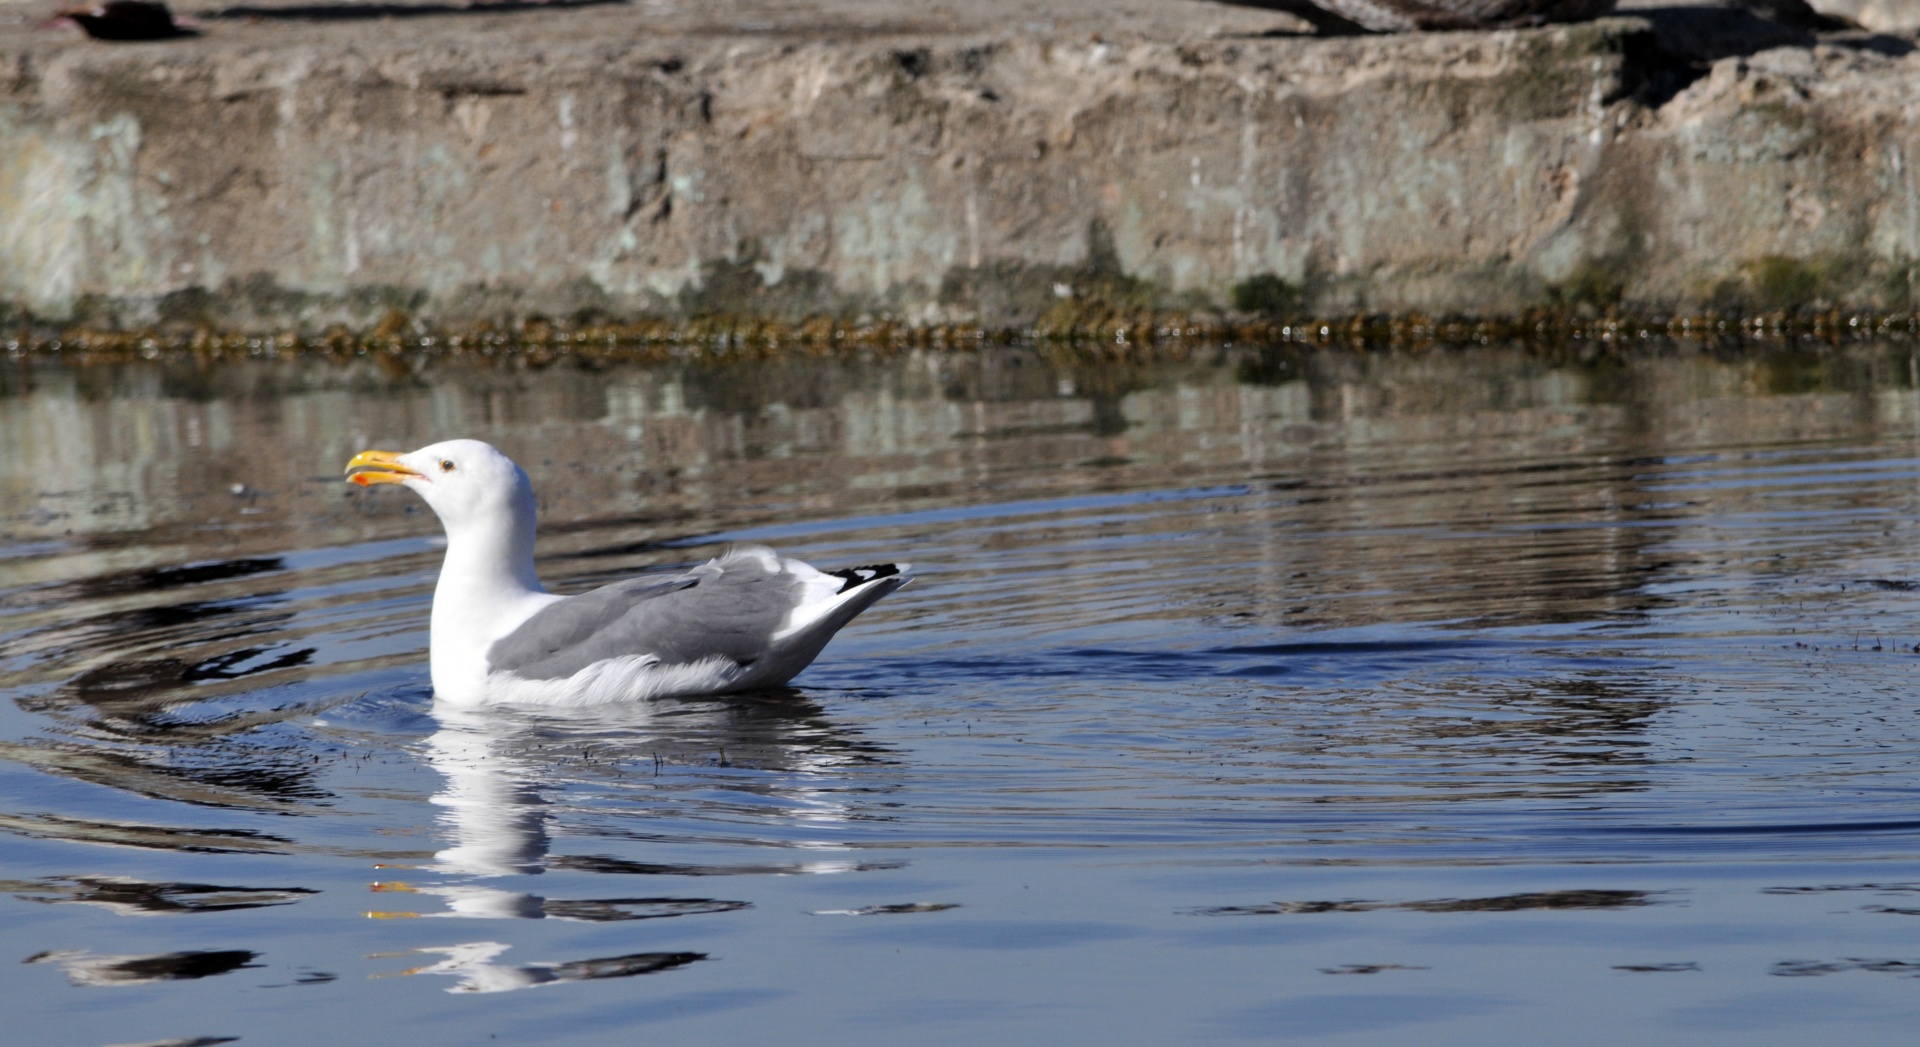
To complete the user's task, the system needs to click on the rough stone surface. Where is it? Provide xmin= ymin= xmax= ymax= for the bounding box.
xmin=1810 ymin=0 xmax=1920 ymax=32
xmin=0 ymin=0 xmax=1917 ymax=329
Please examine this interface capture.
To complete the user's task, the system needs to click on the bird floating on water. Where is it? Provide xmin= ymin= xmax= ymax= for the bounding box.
xmin=346 ymin=439 xmax=910 ymax=706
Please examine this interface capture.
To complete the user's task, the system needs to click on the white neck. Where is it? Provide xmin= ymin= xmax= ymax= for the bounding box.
xmin=427 ymin=499 xmax=557 ymax=702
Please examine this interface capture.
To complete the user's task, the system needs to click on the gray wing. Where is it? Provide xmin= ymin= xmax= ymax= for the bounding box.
xmin=486 ymin=556 xmax=807 ymax=681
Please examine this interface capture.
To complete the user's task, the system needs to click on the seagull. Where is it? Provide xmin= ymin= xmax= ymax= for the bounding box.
xmin=345 ymin=439 xmax=910 ymax=706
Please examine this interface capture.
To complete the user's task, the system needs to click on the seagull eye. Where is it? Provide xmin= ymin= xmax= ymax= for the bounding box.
xmin=440 ymin=460 xmax=455 ymax=473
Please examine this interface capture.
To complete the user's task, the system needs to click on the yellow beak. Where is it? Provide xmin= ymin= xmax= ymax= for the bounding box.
xmin=345 ymin=449 xmax=422 ymax=487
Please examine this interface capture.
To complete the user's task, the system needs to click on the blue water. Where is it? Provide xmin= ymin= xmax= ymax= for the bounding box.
xmin=3 ymin=342 xmax=1920 ymax=1044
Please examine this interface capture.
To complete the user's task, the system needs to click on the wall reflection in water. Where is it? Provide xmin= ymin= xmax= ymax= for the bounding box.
xmin=3 ymin=343 xmax=1913 ymax=550
xmin=1 ymin=340 xmax=1917 ymax=863
xmin=4 ymin=343 xmax=1915 ymax=643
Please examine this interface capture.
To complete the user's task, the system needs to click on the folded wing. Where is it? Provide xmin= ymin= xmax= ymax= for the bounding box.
xmin=486 ymin=546 xmax=908 ymax=686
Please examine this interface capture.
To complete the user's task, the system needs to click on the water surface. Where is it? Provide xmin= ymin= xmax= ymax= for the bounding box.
xmin=4 ymin=341 xmax=1920 ymax=1044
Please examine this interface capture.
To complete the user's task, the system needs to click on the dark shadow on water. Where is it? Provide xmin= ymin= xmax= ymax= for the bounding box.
xmin=35 ymin=644 xmax=318 ymax=707
xmin=551 ymin=854 xmax=904 ymax=876
xmin=912 ymin=641 xmax=1497 ymax=683
xmin=538 ymin=897 xmax=750 ymax=922
xmin=7 ymin=875 xmax=315 ymax=914
xmin=1771 ymin=958 xmax=1920 ymax=978
xmin=1190 ymin=889 xmax=1662 ymax=916
xmin=1401 ymin=673 xmax=1665 ymax=768
xmin=650 ymin=686 xmax=900 ymax=768
xmin=1205 ymin=640 xmax=1489 ymax=658
xmin=1761 ymin=882 xmax=1920 ymax=895
xmin=811 ymin=902 xmax=961 ymax=916
xmin=1599 ymin=819 xmax=1920 ymax=836
xmin=57 ymin=641 xmax=299 ymax=701
xmin=184 ymin=645 xmax=317 ymax=682
xmin=24 ymin=948 xmax=261 ymax=986
xmin=68 ymin=557 xmax=285 ymax=598
xmin=1762 ymin=882 xmax=1920 ymax=916
xmin=0 ymin=734 xmax=332 ymax=811
xmin=1399 ymin=889 xmax=1659 ymax=913
xmin=6 ymin=601 xmax=292 ymax=676
xmin=547 ymin=951 xmax=704 ymax=981
xmin=0 ymin=812 xmax=292 ymax=854
xmin=6 ymin=594 xmax=334 ymax=810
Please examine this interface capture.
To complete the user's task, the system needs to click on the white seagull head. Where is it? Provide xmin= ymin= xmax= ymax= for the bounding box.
xmin=345 ymin=438 xmax=536 ymax=539
xmin=345 ymin=439 xmax=550 ymax=699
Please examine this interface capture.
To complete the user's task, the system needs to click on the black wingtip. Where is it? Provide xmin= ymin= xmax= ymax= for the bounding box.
xmin=827 ymin=563 xmax=903 ymax=594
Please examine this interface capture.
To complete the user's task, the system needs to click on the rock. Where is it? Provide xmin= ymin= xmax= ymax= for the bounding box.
xmin=1804 ymin=0 xmax=1920 ymax=32
xmin=1218 ymin=0 xmax=1618 ymax=33
xmin=52 ymin=0 xmax=191 ymax=40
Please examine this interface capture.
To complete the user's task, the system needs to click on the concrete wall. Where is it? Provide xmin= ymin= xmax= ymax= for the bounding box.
xmin=1814 ymin=0 xmax=1920 ymax=32
xmin=1 ymin=2 xmax=1917 ymax=330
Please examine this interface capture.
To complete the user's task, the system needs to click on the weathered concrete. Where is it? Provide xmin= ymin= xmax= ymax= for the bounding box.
xmin=0 ymin=0 xmax=1917 ymax=330
xmin=1813 ymin=0 xmax=1920 ymax=32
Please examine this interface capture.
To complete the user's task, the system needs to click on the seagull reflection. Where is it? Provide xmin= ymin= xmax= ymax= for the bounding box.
xmin=397 ymin=694 xmax=895 ymax=922
xmin=425 ymin=707 xmax=551 ymax=879
xmin=24 ymin=947 xmax=260 ymax=986
xmin=370 ymin=941 xmax=705 ymax=994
